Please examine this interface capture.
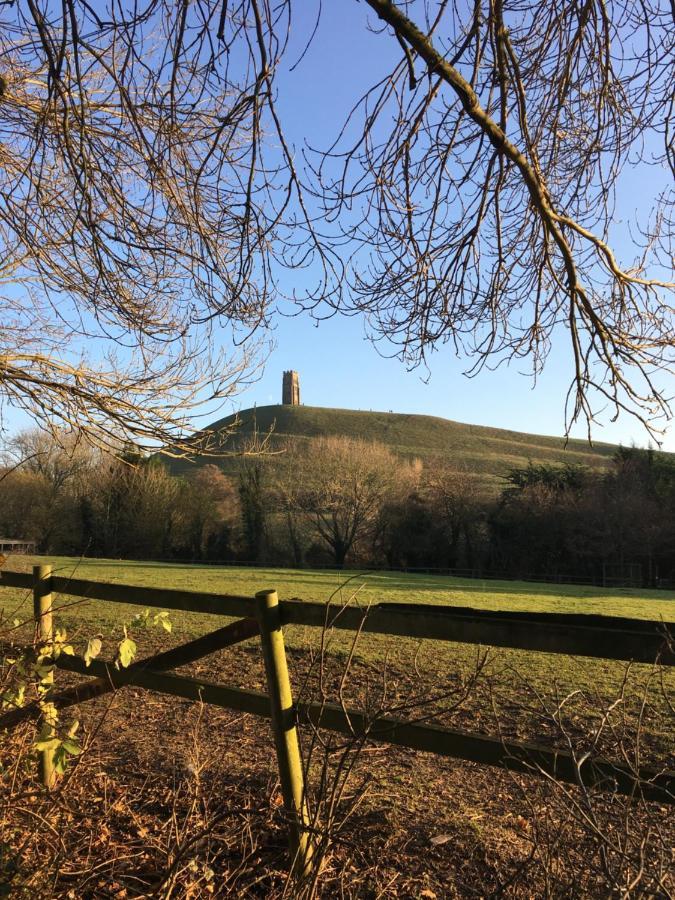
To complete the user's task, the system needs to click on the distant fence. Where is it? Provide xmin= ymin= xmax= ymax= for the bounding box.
xmin=127 ymin=555 xmax=674 ymax=591
xmin=0 ymin=566 xmax=673 ymax=875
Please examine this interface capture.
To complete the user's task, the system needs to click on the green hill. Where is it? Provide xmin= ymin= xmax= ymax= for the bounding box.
xmin=166 ymin=404 xmax=620 ymax=494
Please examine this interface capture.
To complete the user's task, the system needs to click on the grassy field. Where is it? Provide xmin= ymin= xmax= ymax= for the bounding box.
xmin=166 ymin=403 xmax=621 ymax=492
xmin=2 ymin=555 xmax=673 ymax=745
xmin=7 ymin=553 xmax=675 ymax=615
xmin=4 ymin=554 xmax=674 ymax=656
xmin=1 ymin=556 xmax=673 ymax=897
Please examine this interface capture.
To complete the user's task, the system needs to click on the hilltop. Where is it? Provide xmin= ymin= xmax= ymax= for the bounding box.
xmin=166 ymin=404 xmax=620 ymax=493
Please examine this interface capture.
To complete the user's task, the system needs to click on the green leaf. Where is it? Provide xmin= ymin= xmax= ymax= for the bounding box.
xmin=66 ymin=719 xmax=79 ymax=739
xmin=60 ymin=739 xmax=82 ymax=757
xmin=0 ymin=685 xmax=25 ymax=710
xmin=152 ymin=611 xmax=172 ymax=633
xmin=115 ymin=636 xmax=137 ymax=669
xmin=52 ymin=628 xmax=75 ymax=658
xmin=84 ymin=637 xmax=102 ymax=667
xmin=53 ymin=746 xmax=69 ymax=774
xmin=33 ymin=657 xmax=55 ymax=680
xmin=131 ymin=609 xmax=150 ymax=629
xmin=35 ymin=718 xmax=82 ymax=773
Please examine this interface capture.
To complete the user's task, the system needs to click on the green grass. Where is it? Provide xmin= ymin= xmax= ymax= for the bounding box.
xmin=5 ymin=553 xmax=674 ymax=634
xmin=2 ymin=556 xmax=673 ymax=757
xmin=166 ymin=403 xmax=622 ymax=492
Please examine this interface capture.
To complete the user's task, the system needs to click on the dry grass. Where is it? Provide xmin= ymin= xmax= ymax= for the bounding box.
xmin=1 ymin=559 xmax=673 ymax=896
xmin=1 ymin=634 xmax=673 ymax=898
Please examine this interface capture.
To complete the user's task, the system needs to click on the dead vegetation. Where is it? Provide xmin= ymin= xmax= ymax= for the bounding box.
xmin=0 ymin=618 xmax=673 ymax=898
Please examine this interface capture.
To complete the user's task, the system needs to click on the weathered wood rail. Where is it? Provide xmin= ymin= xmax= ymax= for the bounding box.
xmin=2 ymin=568 xmax=671 ymax=664
xmin=1 ymin=565 xmax=674 ymax=873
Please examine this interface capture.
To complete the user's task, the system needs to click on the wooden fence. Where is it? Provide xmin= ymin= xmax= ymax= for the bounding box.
xmin=1 ymin=565 xmax=674 ymax=874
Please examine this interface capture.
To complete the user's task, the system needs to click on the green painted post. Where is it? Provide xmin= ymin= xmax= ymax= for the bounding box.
xmin=33 ymin=564 xmax=57 ymax=789
xmin=255 ymin=589 xmax=313 ymax=875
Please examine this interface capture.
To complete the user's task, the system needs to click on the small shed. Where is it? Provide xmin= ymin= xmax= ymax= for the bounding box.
xmin=0 ymin=538 xmax=36 ymax=555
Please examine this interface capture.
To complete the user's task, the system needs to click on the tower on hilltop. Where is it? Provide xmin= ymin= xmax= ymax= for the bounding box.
xmin=282 ymin=370 xmax=300 ymax=406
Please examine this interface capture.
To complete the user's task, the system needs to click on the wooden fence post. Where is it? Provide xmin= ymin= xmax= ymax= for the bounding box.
xmin=255 ymin=589 xmax=313 ymax=876
xmin=33 ymin=564 xmax=56 ymax=789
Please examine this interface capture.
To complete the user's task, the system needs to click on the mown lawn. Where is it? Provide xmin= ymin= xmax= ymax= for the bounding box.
xmin=5 ymin=553 xmax=675 ymax=617
xmin=2 ymin=555 xmax=673 ymax=755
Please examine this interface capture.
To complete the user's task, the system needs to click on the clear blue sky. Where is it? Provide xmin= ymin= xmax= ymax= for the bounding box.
xmin=3 ymin=3 xmax=672 ymax=452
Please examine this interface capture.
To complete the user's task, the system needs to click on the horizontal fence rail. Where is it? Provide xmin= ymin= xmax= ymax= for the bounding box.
xmin=1 ymin=567 xmax=673 ymax=812
xmin=3 ymin=569 xmax=673 ymax=665
xmin=281 ymin=601 xmax=675 ymax=666
xmin=31 ymin=654 xmax=671 ymax=804
xmin=0 ymin=570 xmax=254 ymax=617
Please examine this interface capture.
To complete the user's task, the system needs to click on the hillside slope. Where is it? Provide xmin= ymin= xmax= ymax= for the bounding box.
xmin=167 ymin=405 xmax=620 ymax=493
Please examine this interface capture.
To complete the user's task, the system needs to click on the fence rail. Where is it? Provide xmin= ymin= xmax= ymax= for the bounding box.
xmin=3 ymin=569 xmax=673 ymax=666
xmin=1 ymin=565 xmax=674 ymax=874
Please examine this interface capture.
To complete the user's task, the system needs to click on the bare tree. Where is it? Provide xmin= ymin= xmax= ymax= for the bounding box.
xmin=293 ymin=436 xmax=417 ymax=567
xmin=271 ymin=440 xmax=315 ymax=567
xmin=320 ymin=2 xmax=675 ymax=436
xmin=0 ymin=1 xmax=277 ymax=452
xmin=423 ymin=464 xmax=485 ymax=569
xmin=1 ymin=2 xmax=673 ymax=446
xmin=3 ymin=429 xmax=96 ymax=494
xmin=0 ymin=427 xmax=99 ymax=548
xmin=178 ymin=465 xmax=239 ymax=559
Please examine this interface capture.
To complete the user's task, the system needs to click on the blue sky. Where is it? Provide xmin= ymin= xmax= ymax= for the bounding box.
xmin=2 ymin=3 xmax=672 ymax=452
xmin=229 ymin=3 xmax=673 ymax=451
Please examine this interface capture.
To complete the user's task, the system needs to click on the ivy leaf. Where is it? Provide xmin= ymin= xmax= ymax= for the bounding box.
xmin=35 ymin=718 xmax=82 ymax=774
xmin=53 ymin=629 xmax=75 ymax=658
xmin=53 ymin=747 xmax=68 ymax=774
xmin=66 ymin=719 xmax=79 ymax=739
xmin=0 ymin=685 xmax=25 ymax=710
xmin=84 ymin=637 xmax=102 ymax=667
xmin=60 ymin=740 xmax=82 ymax=757
xmin=33 ymin=656 xmax=55 ymax=680
xmin=115 ymin=636 xmax=137 ymax=669
xmin=52 ymin=740 xmax=82 ymax=774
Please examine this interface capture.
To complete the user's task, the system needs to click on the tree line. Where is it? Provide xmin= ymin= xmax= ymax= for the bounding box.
xmin=1 ymin=430 xmax=673 ymax=587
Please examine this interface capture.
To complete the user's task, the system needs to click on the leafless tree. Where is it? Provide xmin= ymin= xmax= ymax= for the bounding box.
xmin=1 ymin=2 xmax=673 ymax=448
xmin=291 ymin=436 xmax=418 ymax=566
xmin=0 ymin=0 xmax=277 ymax=452
xmin=2 ymin=428 xmax=96 ymax=494
xmin=178 ymin=464 xmax=240 ymax=559
xmin=312 ymin=1 xmax=675 ymax=439
xmin=422 ymin=463 xmax=485 ymax=568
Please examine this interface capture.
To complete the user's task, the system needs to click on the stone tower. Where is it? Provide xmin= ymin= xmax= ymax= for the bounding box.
xmin=282 ymin=370 xmax=300 ymax=405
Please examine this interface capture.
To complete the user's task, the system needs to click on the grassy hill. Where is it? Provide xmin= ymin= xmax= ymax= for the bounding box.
xmin=166 ymin=404 xmax=620 ymax=493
